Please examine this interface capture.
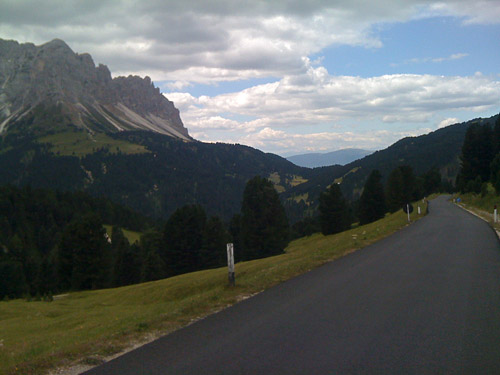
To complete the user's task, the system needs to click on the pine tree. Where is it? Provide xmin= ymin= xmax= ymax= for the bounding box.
xmin=200 ymin=216 xmax=229 ymax=269
xmin=240 ymin=176 xmax=289 ymax=260
xmin=111 ymin=226 xmax=133 ymax=287
xmin=0 ymin=261 xmax=27 ymax=299
xmin=458 ymin=123 xmax=494 ymax=192
xmin=386 ymin=166 xmax=417 ymax=212
xmin=358 ymin=170 xmax=387 ymax=225
xmin=139 ymin=230 xmax=166 ymax=282
xmin=318 ymin=183 xmax=351 ymax=235
xmin=386 ymin=167 xmax=405 ymax=213
xmin=57 ymin=213 xmax=111 ymax=291
xmin=163 ymin=205 xmax=206 ymax=276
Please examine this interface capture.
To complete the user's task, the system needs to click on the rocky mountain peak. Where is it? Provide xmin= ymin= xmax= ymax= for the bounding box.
xmin=0 ymin=38 xmax=190 ymax=140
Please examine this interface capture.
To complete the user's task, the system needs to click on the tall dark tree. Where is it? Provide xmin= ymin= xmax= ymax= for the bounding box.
xmin=386 ymin=167 xmax=405 ymax=213
xmin=229 ymin=214 xmax=243 ymax=262
xmin=240 ymin=176 xmax=289 ymax=260
xmin=111 ymin=226 xmax=136 ymax=287
xmin=399 ymin=165 xmax=417 ymax=201
xmin=493 ymin=116 xmax=500 ymax=156
xmin=0 ymin=261 xmax=27 ymax=299
xmin=200 ymin=216 xmax=229 ymax=269
xmin=318 ymin=183 xmax=351 ymax=235
xmin=457 ymin=123 xmax=494 ymax=192
xmin=163 ymin=204 xmax=207 ymax=276
xmin=422 ymin=168 xmax=442 ymax=196
xmin=140 ymin=230 xmax=166 ymax=282
xmin=386 ymin=165 xmax=417 ymax=212
xmin=490 ymin=153 xmax=500 ymax=194
xmin=57 ymin=213 xmax=111 ymax=291
xmin=358 ymin=170 xmax=387 ymax=225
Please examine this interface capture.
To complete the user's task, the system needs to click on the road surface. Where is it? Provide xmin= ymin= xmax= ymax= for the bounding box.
xmin=83 ymin=196 xmax=500 ymax=374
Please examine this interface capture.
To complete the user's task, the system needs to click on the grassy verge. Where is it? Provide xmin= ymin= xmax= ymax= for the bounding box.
xmin=454 ymin=186 xmax=500 ymax=233
xmin=0 ymin=200 xmax=428 ymax=375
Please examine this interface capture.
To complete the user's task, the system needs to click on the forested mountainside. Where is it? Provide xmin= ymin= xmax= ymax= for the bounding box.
xmin=283 ymin=114 xmax=499 ymax=206
xmin=0 ymin=130 xmax=314 ymax=221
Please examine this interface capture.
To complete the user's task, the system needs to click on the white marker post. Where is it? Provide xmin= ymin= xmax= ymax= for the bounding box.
xmin=418 ymin=205 xmax=421 ymax=215
xmin=494 ymin=205 xmax=498 ymax=223
xmin=227 ymin=243 xmax=235 ymax=286
xmin=407 ymin=204 xmax=410 ymax=223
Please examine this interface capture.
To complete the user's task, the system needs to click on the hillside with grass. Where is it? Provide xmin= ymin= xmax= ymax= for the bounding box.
xmin=0 ymin=200 xmax=428 ymax=375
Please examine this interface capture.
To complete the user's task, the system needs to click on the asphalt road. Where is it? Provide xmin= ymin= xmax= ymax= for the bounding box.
xmin=83 ymin=196 xmax=500 ymax=374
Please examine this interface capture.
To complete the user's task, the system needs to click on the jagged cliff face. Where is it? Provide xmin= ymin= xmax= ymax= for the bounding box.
xmin=0 ymin=38 xmax=190 ymax=140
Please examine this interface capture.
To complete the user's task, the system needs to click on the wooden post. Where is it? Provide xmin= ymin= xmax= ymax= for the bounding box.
xmin=227 ymin=243 xmax=235 ymax=286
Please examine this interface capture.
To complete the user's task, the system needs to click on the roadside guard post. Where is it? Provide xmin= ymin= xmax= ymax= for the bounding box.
xmin=495 ymin=205 xmax=498 ymax=223
xmin=403 ymin=203 xmax=413 ymax=223
xmin=227 ymin=243 xmax=235 ymax=286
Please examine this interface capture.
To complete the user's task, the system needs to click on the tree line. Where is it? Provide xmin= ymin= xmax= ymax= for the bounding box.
xmin=298 ymin=164 xmax=446 ymax=238
xmin=456 ymin=115 xmax=500 ymax=194
xmin=0 ymin=176 xmax=290 ymax=299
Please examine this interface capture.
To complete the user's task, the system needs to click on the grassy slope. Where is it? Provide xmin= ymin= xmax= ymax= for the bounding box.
xmin=103 ymin=225 xmax=142 ymax=244
xmin=455 ymin=185 xmax=500 ymax=232
xmin=0 ymin=202 xmax=428 ymax=375
xmin=39 ymin=131 xmax=149 ymax=157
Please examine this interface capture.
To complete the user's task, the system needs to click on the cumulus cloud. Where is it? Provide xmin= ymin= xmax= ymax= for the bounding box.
xmin=437 ymin=117 xmax=460 ymax=128
xmin=167 ymin=69 xmax=500 ymax=153
xmin=1 ymin=0 xmax=499 ymax=154
xmin=1 ymin=1 xmax=498 ymax=83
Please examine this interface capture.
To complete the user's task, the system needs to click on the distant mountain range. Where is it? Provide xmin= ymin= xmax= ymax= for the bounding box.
xmin=287 ymin=148 xmax=373 ymax=168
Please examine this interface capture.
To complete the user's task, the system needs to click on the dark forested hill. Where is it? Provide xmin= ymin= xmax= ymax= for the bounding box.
xmin=0 ymin=130 xmax=311 ymax=221
xmin=282 ymin=114 xmax=499 ymax=206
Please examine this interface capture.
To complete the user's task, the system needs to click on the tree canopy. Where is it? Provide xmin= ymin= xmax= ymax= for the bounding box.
xmin=358 ymin=170 xmax=387 ymax=225
xmin=240 ymin=176 xmax=290 ymax=260
xmin=318 ymin=183 xmax=351 ymax=235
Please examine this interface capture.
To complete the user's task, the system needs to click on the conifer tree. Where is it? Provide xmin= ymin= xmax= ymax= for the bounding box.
xmin=57 ymin=213 xmax=111 ymax=291
xmin=200 ymin=216 xmax=229 ymax=269
xmin=318 ymin=183 xmax=351 ymax=235
xmin=111 ymin=226 xmax=133 ymax=286
xmin=457 ymin=123 xmax=494 ymax=192
xmin=358 ymin=170 xmax=386 ymax=225
xmin=163 ymin=204 xmax=207 ymax=276
xmin=386 ymin=167 xmax=405 ymax=213
xmin=140 ymin=230 xmax=166 ymax=282
xmin=240 ymin=176 xmax=289 ymax=260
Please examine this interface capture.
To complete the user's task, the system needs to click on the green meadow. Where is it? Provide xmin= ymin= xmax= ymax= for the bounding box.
xmin=39 ymin=131 xmax=149 ymax=157
xmin=0 ymin=201 xmax=427 ymax=375
xmin=103 ymin=225 xmax=142 ymax=245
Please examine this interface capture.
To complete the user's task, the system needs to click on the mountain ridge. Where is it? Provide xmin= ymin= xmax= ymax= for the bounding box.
xmin=287 ymin=148 xmax=373 ymax=168
xmin=0 ymin=38 xmax=190 ymax=139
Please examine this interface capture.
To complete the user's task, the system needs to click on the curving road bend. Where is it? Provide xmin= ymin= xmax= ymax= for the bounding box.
xmin=83 ymin=196 xmax=500 ymax=374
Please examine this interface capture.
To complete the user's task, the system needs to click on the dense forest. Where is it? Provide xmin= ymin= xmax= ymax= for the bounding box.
xmin=456 ymin=115 xmax=500 ymax=194
xmin=0 ymin=130 xmax=313 ymax=222
xmin=0 ymin=185 xmax=153 ymax=298
xmin=0 ymin=177 xmax=290 ymax=299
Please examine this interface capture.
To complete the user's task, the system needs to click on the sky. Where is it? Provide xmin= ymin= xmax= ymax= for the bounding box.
xmin=1 ymin=1 xmax=500 ymax=156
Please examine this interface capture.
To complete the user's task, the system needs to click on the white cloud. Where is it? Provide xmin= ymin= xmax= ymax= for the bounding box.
xmin=437 ymin=117 xmax=460 ymax=128
xmin=218 ymin=127 xmax=435 ymax=155
xmin=1 ymin=1 xmax=499 ymax=154
xmin=1 ymin=1 xmax=497 ymax=84
xmin=166 ymin=69 xmax=500 ymax=153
